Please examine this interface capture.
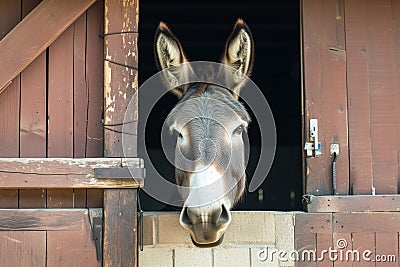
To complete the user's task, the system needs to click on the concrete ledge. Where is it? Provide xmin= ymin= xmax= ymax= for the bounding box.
xmin=140 ymin=211 xmax=299 ymax=267
xmin=143 ymin=211 xmax=279 ymax=246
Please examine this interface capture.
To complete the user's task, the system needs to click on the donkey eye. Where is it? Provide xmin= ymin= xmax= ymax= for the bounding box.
xmin=178 ymin=132 xmax=183 ymax=139
xmin=233 ymin=125 xmax=244 ymax=135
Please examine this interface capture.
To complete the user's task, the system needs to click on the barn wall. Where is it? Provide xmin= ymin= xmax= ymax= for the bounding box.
xmin=0 ymin=0 xmax=104 ymax=209
xmin=303 ymin=0 xmax=400 ymax=196
xmin=0 ymin=1 xmax=104 ymax=266
xmin=139 ymin=211 xmax=296 ymax=267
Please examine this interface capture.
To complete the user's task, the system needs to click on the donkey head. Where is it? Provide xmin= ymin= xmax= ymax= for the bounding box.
xmin=154 ymin=19 xmax=254 ymax=247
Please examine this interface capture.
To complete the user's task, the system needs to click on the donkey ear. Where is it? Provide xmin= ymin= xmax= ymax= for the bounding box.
xmin=154 ymin=22 xmax=192 ymax=98
xmin=222 ymin=19 xmax=254 ymax=98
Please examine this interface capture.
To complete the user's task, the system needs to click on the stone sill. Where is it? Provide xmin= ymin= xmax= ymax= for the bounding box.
xmin=142 ymin=211 xmax=299 ymax=247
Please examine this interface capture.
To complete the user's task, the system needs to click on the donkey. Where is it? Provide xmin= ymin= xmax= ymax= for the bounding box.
xmin=154 ymin=19 xmax=254 ymax=247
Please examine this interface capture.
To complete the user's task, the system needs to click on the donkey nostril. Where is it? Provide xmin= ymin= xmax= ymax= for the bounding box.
xmin=216 ymin=204 xmax=231 ymax=227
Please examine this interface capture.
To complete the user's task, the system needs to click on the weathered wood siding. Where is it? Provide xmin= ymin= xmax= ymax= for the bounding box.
xmin=0 ymin=0 xmax=104 ymax=208
xmin=303 ymin=0 xmax=400 ymax=196
xmin=0 ymin=1 xmax=104 ymax=266
xmin=301 ymin=1 xmax=400 ymax=266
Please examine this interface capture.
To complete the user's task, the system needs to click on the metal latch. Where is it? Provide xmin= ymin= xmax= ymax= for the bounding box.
xmin=95 ymin=167 xmax=146 ymax=179
xmin=304 ymin=119 xmax=321 ymax=157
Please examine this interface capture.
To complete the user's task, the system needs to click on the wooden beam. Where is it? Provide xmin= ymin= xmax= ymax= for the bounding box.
xmin=0 ymin=158 xmax=144 ymax=188
xmin=306 ymin=195 xmax=400 ymax=212
xmin=0 ymin=209 xmax=99 ymax=231
xmin=333 ymin=212 xmax=400 ymax=233
xmin=103 ymin=0 xmax=139 ymax=266
xmin=0 ymin=0 xmax=97 ymax=93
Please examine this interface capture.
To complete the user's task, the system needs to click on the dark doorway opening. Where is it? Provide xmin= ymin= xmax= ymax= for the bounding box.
xmin=138 ymin=0 xmax=302 ymax=211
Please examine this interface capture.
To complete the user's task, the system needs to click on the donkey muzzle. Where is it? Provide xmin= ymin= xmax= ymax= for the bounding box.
xmin=179 ymin=204 xmax=231 ymax=247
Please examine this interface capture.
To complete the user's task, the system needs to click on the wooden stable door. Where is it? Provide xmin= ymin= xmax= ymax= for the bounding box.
xmin=300 ymin=1 xmax=400 ymax=266
xmin=0 ymin=209 xmax=101 ymax=267
xmin=302 ymin=0 xmax=400 ymax=196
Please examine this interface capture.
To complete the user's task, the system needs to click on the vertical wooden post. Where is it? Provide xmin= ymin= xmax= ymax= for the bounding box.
xmin=103 ymin=0 xmax=139 ymax=266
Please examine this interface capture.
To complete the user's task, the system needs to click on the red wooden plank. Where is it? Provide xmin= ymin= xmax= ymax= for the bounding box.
xmin=0 ymin=190 xmax=18 ymax=208
xmin=333 ymin=213 xmax=400 ymax=233
xmin=73 ymin=13 xmax=88 ymax=158
xmin=365 ymin=0 xmax=398 ymax=194
xmin=393 ymin=0 xmax=400 ymax=197
xmin=352 ymin=232 xmax=375 ymax=267
xmin=19 ymin=0 xmax=47 ymax=208
xmin=345 ymin=0 xmax=374 ymax=195
xmin=375 ymin=233 xmax=397 ymax=267
xmin=295 ymin=233 xmax=317 ymax=267
xmin=316 ymin=233 xmax=333 ymax=266
xmin=18 ymin=58 xmax=47 ymax=160
xmin=46 ymin=210 xmax=100 ymax=267
xmin=103 ymin=0 xmax=139 ymax=266
xmin=86 ymin=0 xmax=104 ymax=157
xmin=47 ymin=25 xmax=74 ymax=207
xmin=0 ymin=232 xmax=46 ymax=267
xmin=295 ymin=213 xmax=332 ymax=234
xmin=86 ymin=0 xmax=105 ymax=208
xmin=332 ymin=233 xmax=351 ymax=267
xmin=0 ymin=1 xmax=21 ymax=209
xmin=306 ymin=195 xmax=400 ymax=213
xmin=302 ymin=0 xmax=349 ymax=195
xmin=73 ymin=12 xmax=89 ymax=209
xmin=48 ymin=26 xmax=74 ymax=157
xmin=47 ymin=230 xmax=100 ymax=267
xmin=0 ymin=209 xmax=90 ymax=231
xmin=87 ymin=189 xmax=103 ymax=208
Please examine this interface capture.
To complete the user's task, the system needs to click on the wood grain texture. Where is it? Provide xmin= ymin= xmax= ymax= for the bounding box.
xmin=346 ymin=0 xmax=400 ymax=194
xmin=294 ymin=233 xmax=317 ymax=267
xmin=295 ymin=213 xmax=332 ymax=234
xmin=19 ymin=0 xmax=48 ymax=210
xmin=0 ymin=231 xmax=46 ymax=267
xmin=47 ymin=229 xmax=100 ymax=267
xmin=103 ymin=1 xmax=139 ymax=266
xmin=0 ymin=158 xmax=143 ymax=188
xmin=104 ymin=0 xmax=138 ymax=157
xmin=316 ymin=233 xmax=333 ymax=266
xmin=0 ymin=0 xmax=96 ymax=92
xmin=47 ymin=25 xmax=75 ymax=207
xmin=302 ymin=0 xmax=349 ymax=195
xmin=47 ymin=209 xmax=101 ymax=267
xmin=306 ymin=195 xmax=400 ymax=212
xmin=366 ymin=0 xmax=398 ymax=194
xmin=375 ymin=232 xmax=398 ymax=267
xmin=333 ymin=212 xmax=400 ymax=233
xmin=345 ymin=0 xmax=374 ymax=194
xmin=73 ymin=13 xmax=88 ymax=158
xmin=19 ymin=50 xmax=47 ymax=208
xmin=0 ymin=209 xmax=89 ymax=231
xmin=0 ymin=0 xmax=21 ymax=209
xmin=352 ymin=232 xmax=375 ymax=267
xmin=332 ymin=232 xmax=351 ymax=267
xmin=103 ymin=189 xmax=138 ymax=267
xmin=86 ymin=0 xmax=104 ymax=157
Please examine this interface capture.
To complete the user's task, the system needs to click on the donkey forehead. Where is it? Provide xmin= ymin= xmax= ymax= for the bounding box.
xmin=167 ymin=85 xmax=250 ymax=130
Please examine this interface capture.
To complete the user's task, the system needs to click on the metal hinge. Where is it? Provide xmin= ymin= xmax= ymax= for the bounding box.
xmin=304 ymin=119 xmax=321 ymax=157
xmin=89 ymin=209 xmax=103 ymax=262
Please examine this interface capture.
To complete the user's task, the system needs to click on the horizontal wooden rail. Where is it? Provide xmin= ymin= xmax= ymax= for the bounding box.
xmin=306 ymin=195 xmax=400 ymax=212
xmin=0 ymin=208 xmax=101 ymax=231
xmin=0 ymin=158 xmax=144 ymax=188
